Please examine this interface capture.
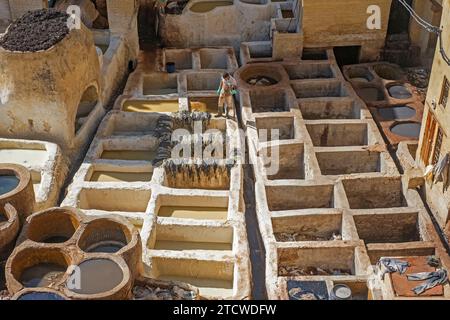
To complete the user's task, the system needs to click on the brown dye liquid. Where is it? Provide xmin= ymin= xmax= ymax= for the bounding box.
xmin=158 ymin=275 xmax=233 ymax=297
xmin=154 ymin=240 xmax=232 ymax=251
xmin=158 ymin=206 xmax=228 ymax=220
xmin=190 ymin=1 xmax=233 ymax=13
xmin=282 ymin=10 xmax=294 ymax=18
xmin=90 ymin=171 xmax=152 ymax=182
xmin=68 ymin=259 xmax=123 ymax=295
xmin=189 ymin=97 xmax=218 ymax=113
xmin=123 ymin=100 xmax=179 ymax=113
xmin=100 ymin=150 xmax=156 ymax=162
xmin=21 ymin=263 xmax=66 ymax=288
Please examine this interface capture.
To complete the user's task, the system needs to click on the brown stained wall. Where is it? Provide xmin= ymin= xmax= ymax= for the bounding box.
xmin=302 ymin=0 xmax=392 ymax=61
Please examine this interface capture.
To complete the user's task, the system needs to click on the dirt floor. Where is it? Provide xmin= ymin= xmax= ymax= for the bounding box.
xmin=0 ymin=9 xmax=69 ymax=52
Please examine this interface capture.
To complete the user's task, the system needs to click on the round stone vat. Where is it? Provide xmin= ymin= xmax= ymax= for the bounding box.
xmin=77 ymin=216 xmax=141 ymax=277
xmin=24 ymin=208 xmax=81 ymax=245
xmin=0 ymin=204 xmax=20 ymax=259
xmin=64 ymin=256 xmax=132 ymax=300
xmin=387 ymin=84 xmax=413 ymax=100
xmin=0 ymin=164 xmax=35 ymax=223
xmin=372 ymin=63 xmax=404 ymax=81
xmin=378 ymin=105 xmax=416 ymax=121
xmin=13 ymin=288 xmax=67 ymax=300
xmin=390 ymin=122 xmax=422 ymax=139
xmin=6 ymin=247 xmax=71 ymax=294
xmin=235 ymin=64 xmax=286 ymax=89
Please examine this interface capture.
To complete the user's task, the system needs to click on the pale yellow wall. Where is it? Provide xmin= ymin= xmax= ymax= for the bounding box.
xmin=417 ymin=0 xmax=450 ymax=227
xmin=301 ymin=0 xmax=392 ymax=61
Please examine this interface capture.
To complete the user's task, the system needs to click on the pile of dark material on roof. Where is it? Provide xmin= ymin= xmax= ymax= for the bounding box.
xmin=0 ymin=9 xmax=70 ymax=52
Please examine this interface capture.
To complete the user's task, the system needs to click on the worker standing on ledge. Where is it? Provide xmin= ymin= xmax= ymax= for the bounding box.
xmin=217 ymin=72 xmax=238 ymax=119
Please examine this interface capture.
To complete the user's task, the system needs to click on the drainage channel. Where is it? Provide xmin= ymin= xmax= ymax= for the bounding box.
xmin=243 ymin=164 xmax=267 ymax=300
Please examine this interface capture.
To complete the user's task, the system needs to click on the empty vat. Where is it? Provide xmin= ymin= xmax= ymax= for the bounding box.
xmin=153 ymin=258 xmax=234 ymax=298
xmin=79 ymin=189 xmax=151 ymax=213
xmin=247 ymin=42 xmax=272 ymax=59
xmin=199 ymin=48 xmax=229 ymax=69
xmin=143 ymin=74 xmax=178 ymax=95
xmin=164 ymin=50 xmax=193 ymax=70
xmin=390 ymin=122 xmax=421 ymax=139
xmin=261 ymin=143 xmax=305 ymax=180
xmin=378 ymin=106 xmax=416 ymax=121
xmin=299 ymin=99 xmax=361 ymax=120
xmin=186 ymin=72 xmax=222 ymax=91
xmin=292 ymin=81 xmax=348 ymax=98
xmin=353 ymin=211 xmax=420 ymax=244
xmin=256 ymin=116 xmax=295 ymax=141
xmin=306 ymin=123 xmax=368 ymax=147
xmin=122 ymin=100 xmax=180 ymax=113
xmin=266 ymin=184 xmax=334 ymax=211
xmin=316 ymin=150 xmax=381 ymax=175
xmin=272 ymin=212 xmax=342 ymax=242
xmin=278 ymin=246 xmax=356 ymax=276
xmin=284 ymin=64 xmax=334 ymax=80
xmin=250 ymin=89 xmax=290 ymax=113
xmin=152 ymin=224 xmax=233 ymax=251
xmin=342 ymin=178 xmax=407 ymax=209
